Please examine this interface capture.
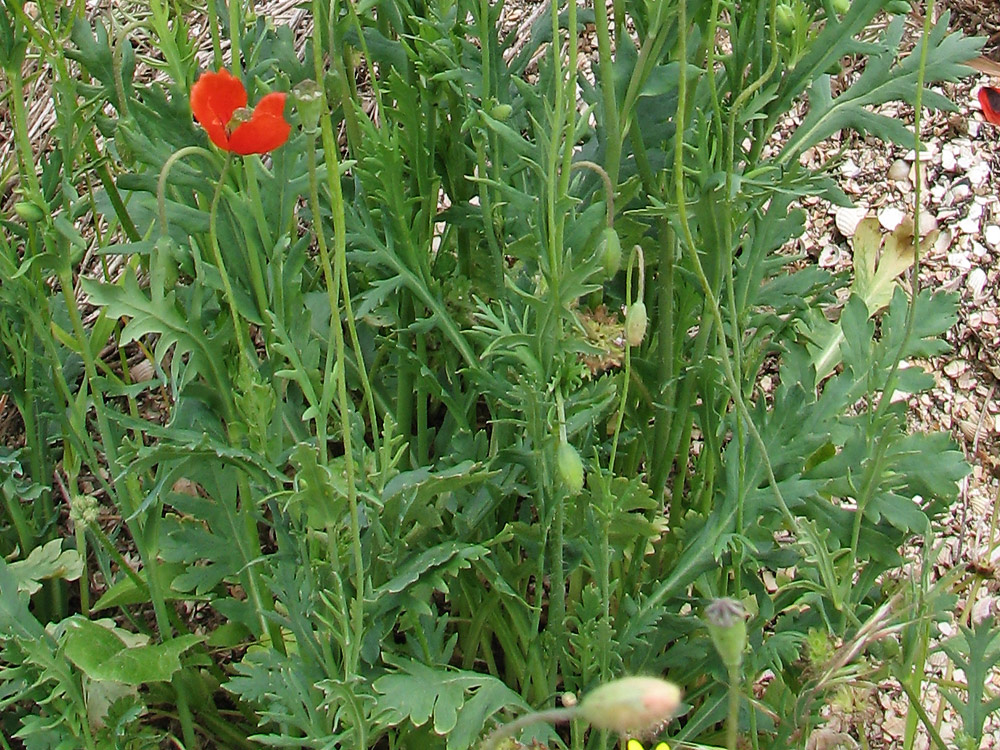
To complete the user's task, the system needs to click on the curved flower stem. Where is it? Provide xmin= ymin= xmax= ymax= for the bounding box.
xmin=570 ymin=159 xmax=614 ymax=227
xmin=157 ymin=145 xmax=216 ymax=238
xmin=480 ymin=707 xmax=579 ymax=750
xmin=874 ymin=0 xmax=935 ymax=425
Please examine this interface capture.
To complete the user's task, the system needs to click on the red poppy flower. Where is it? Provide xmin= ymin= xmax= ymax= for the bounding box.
xmin=190 ymin=69 xmax=291 ymax=155
xmin=979 ymin=86 xmax=1000 ymax=126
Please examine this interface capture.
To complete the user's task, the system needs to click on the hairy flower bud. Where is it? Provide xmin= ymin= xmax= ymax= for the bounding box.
xmin=775 ymin=3 xmax=795 ymax=34
xmin=598 ymin=226 xmax=622 ymax=277
xmin=14 ymin=200 xmax=43 ymax=222
xmin=490 ymin=103 xmax=513 ymax=121
xmin=578 ymin=676 xmax=682 ymax=734
xmin=705 ymin=598 xmax=747 ymax=670
xmin=556 ymin=440 xmax=585 ymax=495
xmin=625 ymin=302 xmax=647 ymax=347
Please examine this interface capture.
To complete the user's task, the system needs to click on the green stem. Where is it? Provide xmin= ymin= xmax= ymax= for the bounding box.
xmin=241 ymin=160 xmax=274 ymax=323
xmin=672 ymin=0 xmax=793 ymax=528
xmin=727 ymin=666 xmax=741 ymax=750
xmin=874 ymin=0 xmax=935 ymax=425
xmin=311 ymin=4 xmax=366 ymax=680
xmin=228 ymin=0 xmax=242 ymax=76
xmin=206 ymin=0 xmax=223 ymax=69
xmin=591 ymin=0 xmax=621 ymax=185
xmin=205 ymin=152 xmax=255 ymax=369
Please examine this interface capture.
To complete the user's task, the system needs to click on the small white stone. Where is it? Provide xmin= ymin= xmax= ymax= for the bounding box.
xmin=968 ymin=161 xmax=991 ymax=188
xmin=941 ymin=148 xmax=957 ymax=172
xmin=985 ymin=225 xmax=1000 ymax=248
xmin=959 ymin=215 xmax=981 ymax=235
xmin=878 ymin=206 xmax=905 ymax=231
xmin=818 ymin=244 xmax=842 ymax=268
xmin=840 ymin=158 xmax=860 ymax=177
xmin=968 ymin=267 xmax=988 ymax=298
xmin=948 ymin=252 xmax=972 ymax=271
xmin=918 ymin=211 xmax=938 ymax=236
xmin=835 ymin=205 xmax=868 ymax=237
xmin=888 ymin=159 xmax=911 ymax=181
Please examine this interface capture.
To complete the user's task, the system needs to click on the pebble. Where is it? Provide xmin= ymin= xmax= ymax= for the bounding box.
xmin=888 ymin=158 xmax=910 ymax=182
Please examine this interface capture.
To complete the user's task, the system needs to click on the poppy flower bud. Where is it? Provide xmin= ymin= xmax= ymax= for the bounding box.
xmin=831 ymin=0 xmax=850 ymax=14
xmin=625 ymin=302 xmax=647 ymax=347
xmin=578 ymin=676 xmax=682 ymax=735
xmin=490 ymin=103 xmax=513 ymax=121
xmin=705 ymin=598 xmax=747 ymax=670
xmin=294 ymin=79 xmax=324 ymax=134
xmin=598 ymin=226 xmax=622 ymax=277
xmin=556 ymin=440 xmax=585 ymax=495
xmin=775 ymin=3 xmax=795 ymax=34
xmin=14 ymin=200 xmax=44 ymax=223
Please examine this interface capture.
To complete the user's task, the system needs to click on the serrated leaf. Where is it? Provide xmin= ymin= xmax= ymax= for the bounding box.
xmin=373 ymin=657 xmax=528 ymax=748
xmin=8 ymin=539 xmax=83 ymax=595
xmin=780 ymin=13 xmax=982 ymax=160
xmin=82 ymin=269 xmax=224 ymax=392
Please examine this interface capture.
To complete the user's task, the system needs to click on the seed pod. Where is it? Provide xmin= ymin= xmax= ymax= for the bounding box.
xmin=556 ymin=440 xmax=585 ymax=495
xmin=14 ymin=200 xmax=43 ymax=222
xmin=775 ymin=3 xmax=795 ymax=34
xmin=884 ymin=0 xmax=910 ymax=14
xmin=294 ymin=79 xmax=324 ymax=134
xmin=625 ymin=302 xmax=647 ymax=347
xmin=598 ymin=226 xmax=622 ymax=277
xmin=578 ymin=676 xmax=682 ymax=734
xmin=831 ymin=0 xmax=850 ymax=14
xmin=490 ymin=103 xmax=513 ymax=122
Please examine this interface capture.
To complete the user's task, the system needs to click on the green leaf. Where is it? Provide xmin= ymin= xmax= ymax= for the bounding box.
xmin=8 ymin=538 xmax=83 ymax=595
xmin=61 ymin=617 xmax=202 ymax=685
xmin=373 ymin=656 xmax=529 ymax=749
xmin=780 ymin=12 xmax=981 ymax=161
xmin=82 ymin=269 xmax=227 ymax=393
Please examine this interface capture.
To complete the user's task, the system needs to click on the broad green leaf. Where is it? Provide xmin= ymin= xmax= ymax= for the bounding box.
xmin=61 ymin=617 xmax=202 ymax=685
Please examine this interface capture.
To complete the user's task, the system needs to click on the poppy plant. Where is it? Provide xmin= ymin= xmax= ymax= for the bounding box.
xmin=190 ymin=69 xmax=291 ymax=155
xmin=979 ymin=86 xmax=1000 ymax=126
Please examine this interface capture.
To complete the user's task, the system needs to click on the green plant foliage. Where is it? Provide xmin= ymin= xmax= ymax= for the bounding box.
xmin=0 ymin=0 xmax=984 ymax=747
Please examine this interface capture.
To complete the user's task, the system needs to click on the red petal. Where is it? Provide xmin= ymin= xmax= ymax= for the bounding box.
xmin=979 ymin=87 xmax=1000 ymax=126
xmin=191 ymin=69 xmax=247 ymax=150
xmin=227 ymin=92 xmax=291 ymax=155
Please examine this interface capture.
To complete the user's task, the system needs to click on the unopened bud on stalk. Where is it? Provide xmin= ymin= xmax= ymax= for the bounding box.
xmin=490 ymin=103 xmax=513 ymax=122
xmin=705 ymin=597 xmax=747 ymax=670
xmin=598 ymin=226 xmax=622 ymax=277
xmin=578 ymin=676 xmax=682 ymax=735
xmin=14 ymin=200 xmax=43 ymax=222
xmin=556 ymin=440 xmax=585 ymax=495
xmin=625 ymin=302 xmax=647 ymax=347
